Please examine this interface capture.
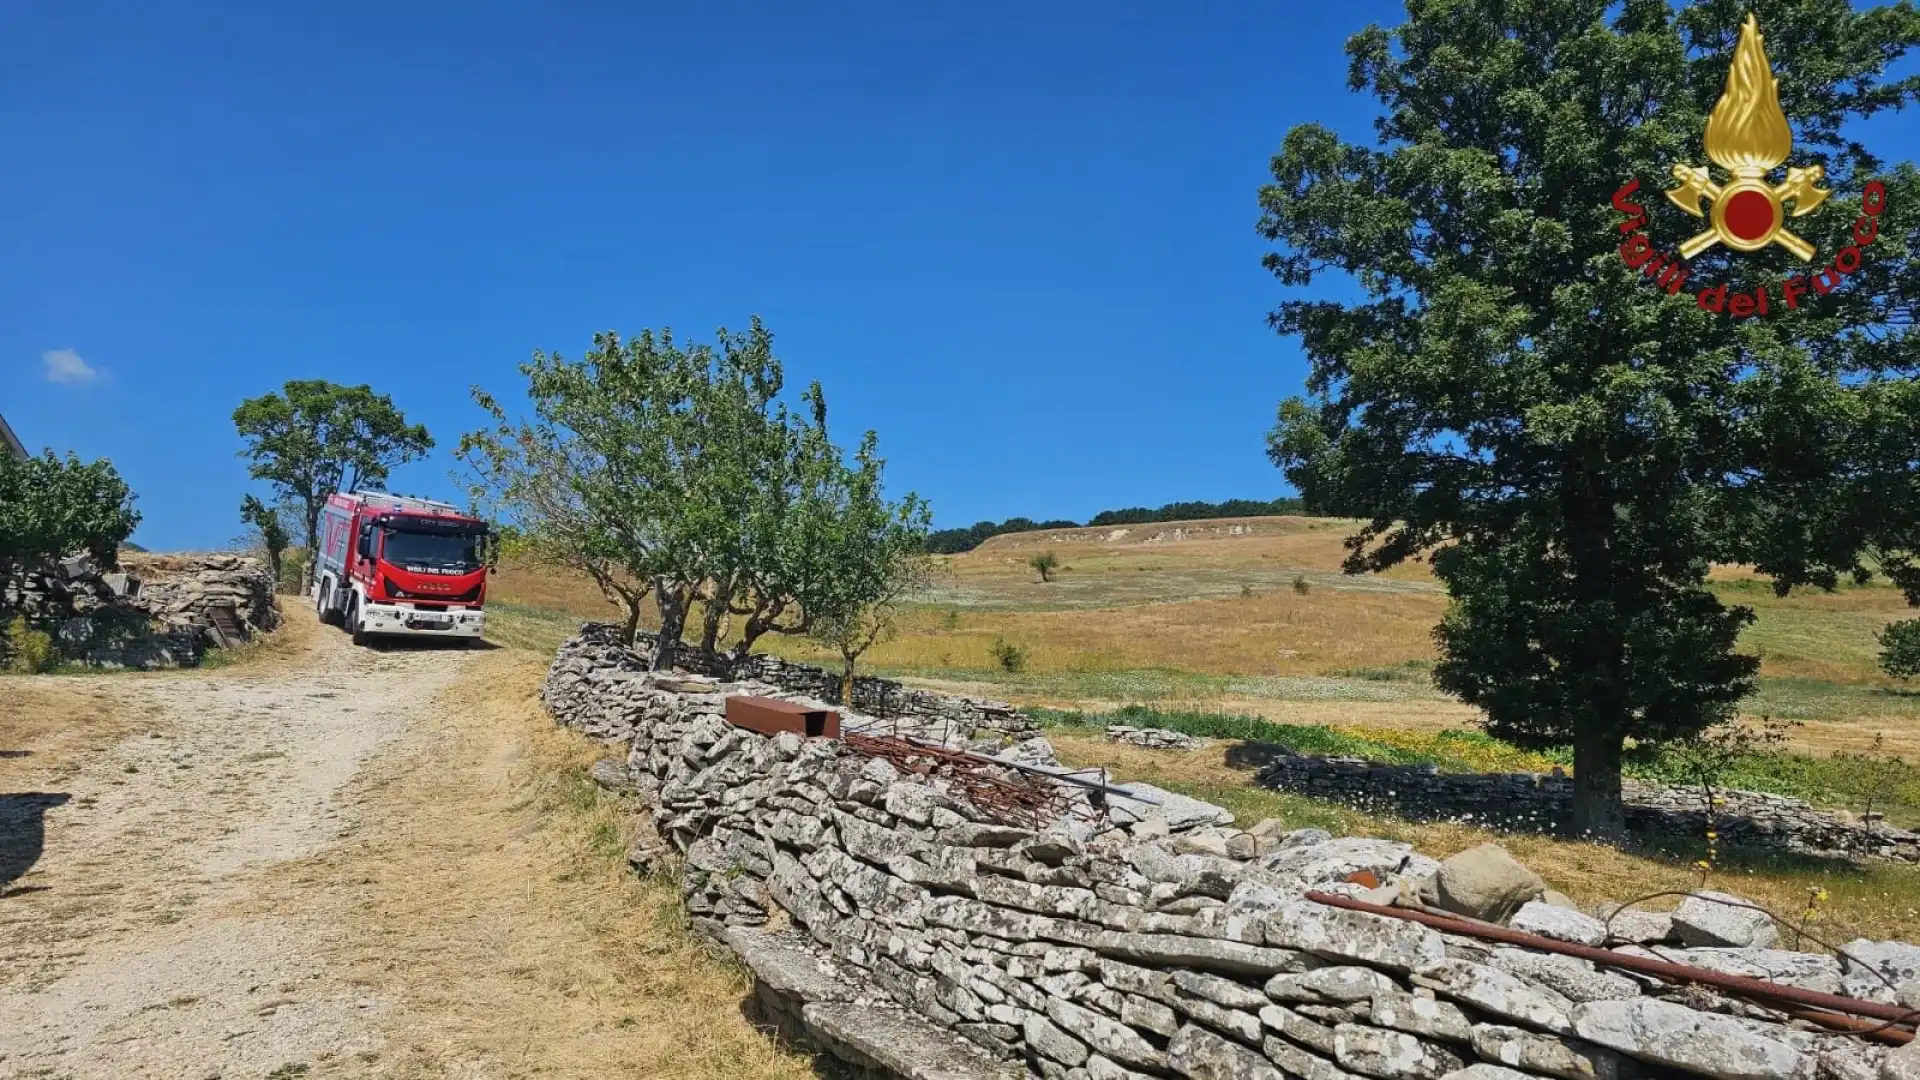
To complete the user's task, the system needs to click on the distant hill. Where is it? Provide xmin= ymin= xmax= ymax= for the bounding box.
xmin=924 ymin=497 xmax=1313 ymax=554
xmin=119 ymin=541 xmax=148 ymax=553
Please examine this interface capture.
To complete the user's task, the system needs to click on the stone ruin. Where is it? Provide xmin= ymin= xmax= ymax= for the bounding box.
xmin=544 ymin=623 xmax=1920 ymax=1080
xmin=2 ymin=551 xmax=280 ymax=669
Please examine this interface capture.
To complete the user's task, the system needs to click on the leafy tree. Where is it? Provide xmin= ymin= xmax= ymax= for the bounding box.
xmin=239 ymin=494 xmax=292 ymax=586
xmin=809 ymin=528 xmax=936 ymax=704
xmin=1880 ymin=619 xmax=1920 ymax=679
xmin=233 ymin=381 xmax=433 ymax=584
xmin=1030 ymin=551 xmax=1060 ymax=582
xmin=1261 ymin=0 xmax=1920 ymax=836
xmin=461 ymin=318 xmax=930 ymax=670
xmin=0 ymin=450 xmax=140 ymax=619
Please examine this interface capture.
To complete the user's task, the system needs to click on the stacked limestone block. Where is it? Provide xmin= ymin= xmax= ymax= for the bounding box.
xmin=543 ymin=627 xmax=1920 ymax=1080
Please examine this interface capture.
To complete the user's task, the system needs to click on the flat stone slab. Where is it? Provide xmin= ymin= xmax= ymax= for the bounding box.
xmin=803 ymin=1002 xmax=1026 ymax=1080
xmin=724 ymin=926 xmax=862 ymax=1004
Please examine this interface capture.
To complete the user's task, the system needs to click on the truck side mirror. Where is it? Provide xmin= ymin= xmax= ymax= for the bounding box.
xmin=357 ymin=529 xmax=373 ymax=560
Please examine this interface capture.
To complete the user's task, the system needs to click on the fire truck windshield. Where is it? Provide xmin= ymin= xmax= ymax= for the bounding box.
xmin=381 ymin=529 xmax=483 ymax=573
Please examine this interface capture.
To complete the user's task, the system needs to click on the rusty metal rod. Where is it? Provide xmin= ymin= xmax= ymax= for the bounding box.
xmin=1771 ymin=1004 xmax=1914 ymax=1046
xmin=1303 ymin=891 xmax=1920 ymax=1027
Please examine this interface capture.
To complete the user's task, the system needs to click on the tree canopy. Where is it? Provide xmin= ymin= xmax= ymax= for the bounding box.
xmin=1261 ymin=0 xmax=1920 ymax=836
xmin=0 ymin=450 xmax=140 ymax=615
xmin=459 ymin=317 xmax=931 ymax=669
xmin=233 ymin=380 xmax=434 ymax=580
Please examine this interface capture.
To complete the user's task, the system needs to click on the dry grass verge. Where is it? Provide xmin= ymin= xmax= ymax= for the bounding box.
xmin=260 ymin=646 xmax=817 ymax=1079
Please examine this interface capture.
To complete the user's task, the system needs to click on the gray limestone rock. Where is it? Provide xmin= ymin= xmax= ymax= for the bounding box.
xmin=1432 ymin=844 xmax=1545 ymax=924
xmin=1168 ymin=1024 xmax=1286 ymax=1080
xmin=1671 ymin=892 xmax=1779 ymax=949
xmin=1088 ymin=1055 xmax=1158 ymax=1080
xmin=1171 ymin=991 xmax=1266 ymax=1046
xmin=1093 ymin=931 xmax=1314 ymax=977
xmin=1265 ymin=901 xmax=1448 ymax=973
xmin=1441 ymin=1067 xmax=1538 ymax=1080
xmin=1657 ymin=947 xmax=1842 ymax=994
xmin=1571 ymin=998 xmax=1811 ymax=1080
xmin=1265 ymin=966 xmax=1402 ymax=1005
xmin=1487 ymin=948 xmax=1640 ymax=1004
xmin=1880 ymin=1040 xmax=1920 ymax=1080
xmin=1333 ymin=1023 xmax=1466 ymax=1080
xmin=1367 ymin=989 xmax=1473 ymax=1044
xmin=1025 ymin=1014 xmax=1092 ymax=1067
xmin=1509 ymin=901 xmax=1609 ymax=947
xmin=1122 ymin=993 xmax=1181 ymax=1038
xmin=1175 ymin=970 xmax=1272 ymax=1011
xmin=1411 ymin=960 xmax=1574 ymax=1035
xmin=1840 ymin=940 xmax=1920 ymax=1005
xmin=1591 ymin=906 xmax=1674 ymax=945
xmin=1259 ymin=1003 xmax=1338 ymax=1055
xmin=801 ymin=1002 xmax=1024 ymax=1080
xmin=1264 ymin=1034 xmax=1362 ymax=1080
xmin=1470 ymin=1024 xmax=1629 ymax=1080
xmin=1258 ymin=837 xmax=1423 ymax=891
xmin=1047 ymin=998 xmax=1168 ymax=1072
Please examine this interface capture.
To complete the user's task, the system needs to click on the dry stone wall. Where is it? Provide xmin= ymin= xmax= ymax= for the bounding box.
xmin=1257 ymin=755 xmax=1920 ymax=865
xmin=624 ymin=627 xmax=1038 ymax=741
xmin=3 ymin=551 xmax=279 ymax=668
xmin=544 ymin=625 xmax=1920 ymax=1080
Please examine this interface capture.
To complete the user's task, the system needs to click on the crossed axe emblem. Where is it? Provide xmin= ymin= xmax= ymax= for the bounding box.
xmin=1666 ymin=164 xmax=1829 ymax=261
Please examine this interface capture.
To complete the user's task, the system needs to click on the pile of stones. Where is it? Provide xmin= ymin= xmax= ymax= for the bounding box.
xmin=2 ymin=551 xmax=278 ymax=668
xmin=544 ymin=625 xmax=1920 ymax=1080
xmin=1109 ymin=727 xmax=1210 ymax=751
xmin=1257 ymin=752 xmax=1920 ymax=865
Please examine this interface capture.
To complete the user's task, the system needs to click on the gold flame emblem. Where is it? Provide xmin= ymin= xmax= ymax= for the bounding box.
xmin=1666 ymin=14 xmax=1830 ymax=261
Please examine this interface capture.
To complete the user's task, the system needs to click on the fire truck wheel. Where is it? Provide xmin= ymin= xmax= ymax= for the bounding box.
xmin=349 ymin=599 xmax=370 ymax=647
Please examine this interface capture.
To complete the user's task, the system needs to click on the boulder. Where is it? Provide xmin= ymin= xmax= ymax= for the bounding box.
xmin=1431 ymin=845 xmax=1545 ymax=924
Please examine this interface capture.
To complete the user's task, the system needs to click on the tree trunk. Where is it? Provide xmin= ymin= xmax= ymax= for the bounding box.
xmin=698 ymin=582 xmax=731 ymax=657
xmin=303 ymin=506 xmax=323 ymax=589
xmin=1570 ymin=724 xmax=1627 ymax=840
xmin=620 ymin=599 xmax=643 ymax=645
xmin=650 ymin=581 xmax=687 ymax=671
xmin=841 ymin=653 xmax=856 ymax=707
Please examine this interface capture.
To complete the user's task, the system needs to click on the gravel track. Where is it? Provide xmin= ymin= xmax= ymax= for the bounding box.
xmin=0 ymin=621 xmax=469 ymax=1079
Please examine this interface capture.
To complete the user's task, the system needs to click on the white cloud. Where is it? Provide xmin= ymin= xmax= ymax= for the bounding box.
xmin=42 ymin=348 xmax=106 ymax=386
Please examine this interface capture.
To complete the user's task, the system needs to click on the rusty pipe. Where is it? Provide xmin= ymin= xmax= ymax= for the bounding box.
xmin=1303 ymin=891 xmax=1920 ymax=1028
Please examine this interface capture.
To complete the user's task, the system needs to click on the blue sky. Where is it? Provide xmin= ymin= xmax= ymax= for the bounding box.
xmin=3 ymin=1 xmax=1404 ymax=550
xmin=5 ymin=3 xmax=1908 ymax=551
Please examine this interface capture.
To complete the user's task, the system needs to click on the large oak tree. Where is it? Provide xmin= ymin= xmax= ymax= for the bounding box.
xmin=1262 ymin=0 xmax=1920 ymax=836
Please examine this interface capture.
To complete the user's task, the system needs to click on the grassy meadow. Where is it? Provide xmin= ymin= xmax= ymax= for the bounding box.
xmin=490 ymin=514 xmax=1920 ymax=758
xmin=482 ymin=512 xmax=1920 ymax=940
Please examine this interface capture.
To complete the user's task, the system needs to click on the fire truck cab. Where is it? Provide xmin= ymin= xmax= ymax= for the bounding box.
xmin=312 ymin=490 xmax=491 ymax=646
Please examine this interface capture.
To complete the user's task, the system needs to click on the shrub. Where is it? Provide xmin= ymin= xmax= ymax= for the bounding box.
xmin=1029 ymin=552 xmax=1059 ymax=583
xmin=989 ymin=637 xmax=1027 ymax=673
xmin=5 ymin=616 xmax=57 ymax=674
xmin=1241 ymin=583 xmax=1256 ymax=599
xmin=1879 ymin=618 xmax=1920 ymax=680
xmin=1291 ymin=574 xmax=1311 ymax=595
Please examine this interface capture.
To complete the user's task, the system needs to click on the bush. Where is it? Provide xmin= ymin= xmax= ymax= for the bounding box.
xmin=989 ymin=637 xmax=1027 ymax=673
xmin=1029 ymin=551 xmax=1060 ymax=583
xmin=1292 ymin=574 xmax=1311 ymax=595
xmin=1880 ymin=618 xmax=1920 ymax=680
xmin=6 ymin=616 xmax=57 ymax=674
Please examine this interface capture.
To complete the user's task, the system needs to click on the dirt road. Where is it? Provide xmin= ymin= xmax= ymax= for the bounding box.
xmin=0 ymin=613 xmax=815 ymax=1080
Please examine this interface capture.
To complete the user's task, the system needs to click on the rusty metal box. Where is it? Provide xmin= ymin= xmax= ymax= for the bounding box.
xmin=725 ymin=695 xmax=841 ymax=739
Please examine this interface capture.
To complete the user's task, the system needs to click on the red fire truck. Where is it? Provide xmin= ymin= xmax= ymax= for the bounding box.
xmin=312 ymin=490 xmax=491 ymax=646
